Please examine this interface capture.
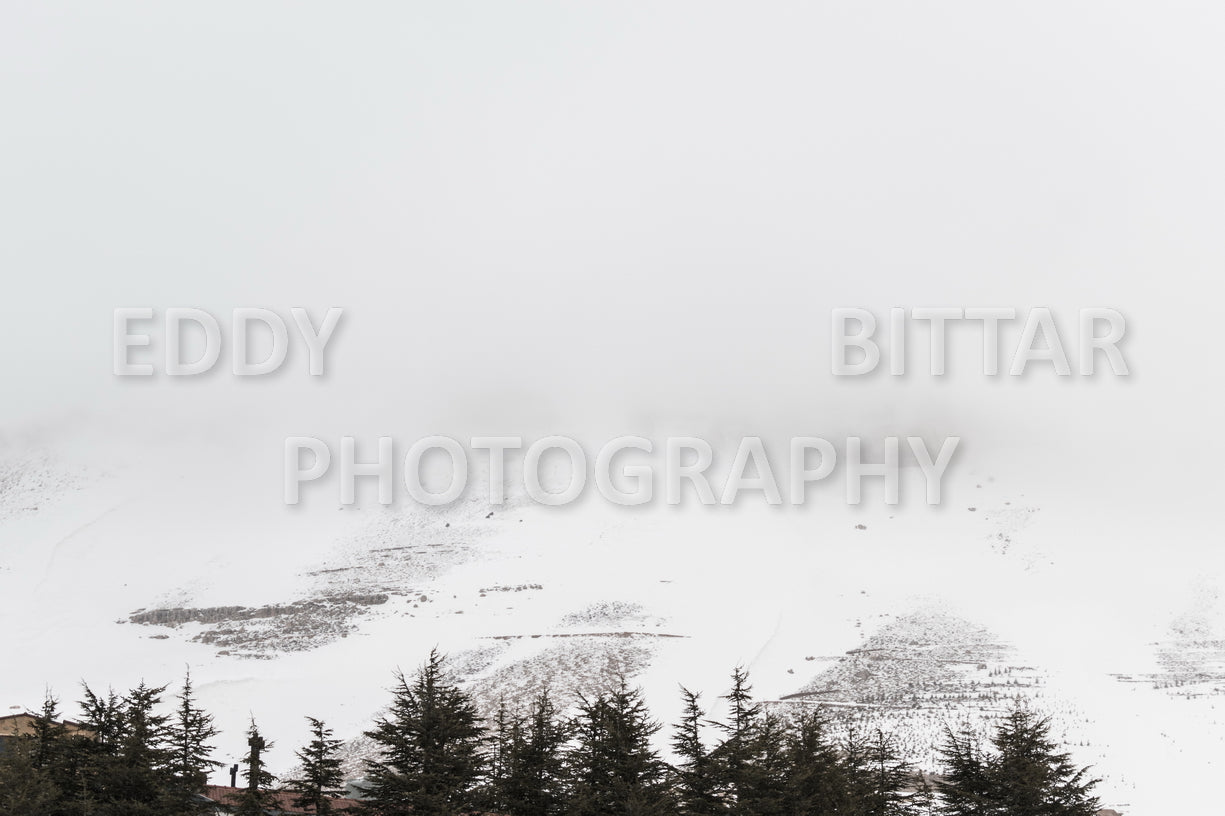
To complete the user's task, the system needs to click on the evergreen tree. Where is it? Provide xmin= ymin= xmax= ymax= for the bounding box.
xmin=936 ymin=709 xmax=1100 ymax=816
xmin=910 ymin=774 xmax=936 ymax=816
xmin=936 ymin=725 xmax=992 ymax=816
xmin=0 ymin=662 xmax=1118 ymax=816
xmin=841 ymin=727 xmax=920 ymax=816
xmin=166 ymin=669 xmax=221 ymax=809
xmin=0 ymin=695 xmax=64 ymax=816
xmin=782 ymin=708 xmax=849 ymax=815
xmin=707 ymin=667 xmax=785 ymax=816
xmin=741 ymin=711 xmax=790 ymax=816
xmin=234 ymin=719 xmax=278 ymax=816
xmin=986 ymin=709 xmax=1100 ymax=816
xmin=360 ymin=649 xmax=486 ymax=816
xmin=51 ymin=681 xmax=182 ymax=816
xmin=669 ymin=688 xmax=722 ymax=816
xmin=565 ymin=680 xmax=674 ymax=816
xmin=55 ymin=693 xmax=103 ymax=816
xmin=0 ymin=736 xmax=63 ymax=815
xmin=79 ymin=684 xmax=125 ymax=750
xmin=484 ymin=701 xmax=516 ymax=813
xmin=102 ymin=681 xmax=175 ymax=816
xmin=709 ymin=668 xmax=755 ymax=814
xmin=486 ymin=691 xmax=569 ymax=816
xmin=29 ymin=691 xmax=70 ymax=775
xmin=286 ymin=717 xmax=346 ymax=814
xmin=715 ymin=668 xmax=760 ymax=761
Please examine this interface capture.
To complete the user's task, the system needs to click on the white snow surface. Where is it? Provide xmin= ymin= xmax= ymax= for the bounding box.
xmin=0 ymin=429 xmax=1220 ymax=816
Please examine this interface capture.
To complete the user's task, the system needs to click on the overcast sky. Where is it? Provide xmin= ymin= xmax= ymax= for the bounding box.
xmin=1 ymin=2 xmax=1223 ymax=502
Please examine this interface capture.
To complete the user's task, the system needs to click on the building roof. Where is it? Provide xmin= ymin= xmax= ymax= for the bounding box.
xmin=201 ymin=785 xmax=361 ymax=814
xmin=0 ymin=712 xmax=91 ymax=738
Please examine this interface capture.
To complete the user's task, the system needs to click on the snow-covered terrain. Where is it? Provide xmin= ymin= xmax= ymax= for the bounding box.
xmin=5 ymin=7 xmax=1225 ymax=815
xmin=1 ymin=428 xmax=1220 ymax=815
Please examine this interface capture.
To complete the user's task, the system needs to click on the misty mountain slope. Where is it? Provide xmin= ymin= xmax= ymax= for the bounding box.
xmin=768 ymin=608 xmax=1085 ymax=774
xmin=124 ymin=499 xmax=527 ymax=656
xmin=1114 ymin=577 xmax=1225 ymax=696
xmin=784 ymin=608 xmax=1022 ymax=707
xmin=1 ymin=436 xmax=1222 ymax=814
xmin=0 ymin=444 xmax=93 ymax=523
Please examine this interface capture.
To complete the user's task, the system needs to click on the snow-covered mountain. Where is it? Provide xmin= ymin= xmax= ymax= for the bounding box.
xmin=5 ymin=9 xmax=1225 ymax=815
xmin=2 ymin=427 xmax=1221 ymax=815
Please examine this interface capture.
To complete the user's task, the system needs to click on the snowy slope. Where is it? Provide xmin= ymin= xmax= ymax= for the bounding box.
xmin=1 ymin=427 xmax=1222 ymax=815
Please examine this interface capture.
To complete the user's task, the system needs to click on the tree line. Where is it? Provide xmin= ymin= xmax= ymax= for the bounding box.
xmin=0 ymin=651 xmax=1102 ymax=816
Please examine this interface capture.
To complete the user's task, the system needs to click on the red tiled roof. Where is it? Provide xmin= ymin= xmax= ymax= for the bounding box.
xmin=202 ymin=785 xmax=361 ymax=813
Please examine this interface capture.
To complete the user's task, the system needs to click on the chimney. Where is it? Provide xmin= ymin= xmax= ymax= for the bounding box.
xmin=229 ymin=764 xmax=238 ymax=787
